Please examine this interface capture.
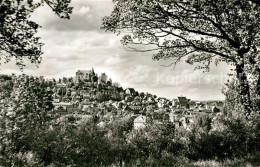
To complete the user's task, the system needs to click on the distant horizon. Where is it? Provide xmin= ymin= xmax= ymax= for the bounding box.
xmin=0 ymin=69 xmax=227 ymax=102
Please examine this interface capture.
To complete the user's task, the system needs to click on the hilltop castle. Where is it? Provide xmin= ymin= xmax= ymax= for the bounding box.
xmin=75 ymin=69 xmax=111 ymax=84
xmin=75 ymin=68 xmax=97 ymax=82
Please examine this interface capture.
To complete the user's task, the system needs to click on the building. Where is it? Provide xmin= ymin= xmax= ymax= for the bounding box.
xmin=99 ymin=73 xmax=108 ymax=83
xmin=177 ymin=96 xmax=189 ymax=109
xmin=179 ymin=117 xmax=191 ymax=129
xmin=76 ymin=69 xmax=95 ymax=82
xmin=53 ymin=102 xmax=73 ymax=111
xmin=128 ymin=105 xmax=143 ymax=111
xmin=125 ymin=96 xmax=134 ymax=102
xmin=56 ymin=83 xmax=66 ymax=88
xmin=169 ymin=112 xmax=178 ymax=122
xmin=125 ymin=88 xmax=136 ymax=96
xmin=134 ymin=115 xmax=146 ymax=130
xmin=107 ymin=78 xmax=112 ymax=85
xmin=214 ymin=101 xmax=224 ymax=111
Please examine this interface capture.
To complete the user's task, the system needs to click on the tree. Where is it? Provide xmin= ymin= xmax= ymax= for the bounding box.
xmin=102 ymin=0 xmax=260 ymax=117
xmin=223 ymin=77 xmax=260 ymax=118
xmin=96 ymin=92 xmax=108 ymax=102
xmin=0 ymin=75 xmax=54 ymax=166
xmin=0 ymin=0 xmax=73 ymax=69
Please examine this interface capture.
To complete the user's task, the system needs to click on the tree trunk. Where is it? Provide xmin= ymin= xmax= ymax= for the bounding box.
xmin=253 ymin=73 xmax=260 ymax=113
xmin=256 ymin=75 xmax=260 ymax=96
xmin=235 ymin=62 xmax=252 ymax=117
xmin=248 ymin=55 xmax=260 ymax=96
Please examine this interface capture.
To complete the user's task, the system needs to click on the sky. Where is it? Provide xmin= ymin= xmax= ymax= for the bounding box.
xmin=0 ymin=0 xmax=233 ymax=101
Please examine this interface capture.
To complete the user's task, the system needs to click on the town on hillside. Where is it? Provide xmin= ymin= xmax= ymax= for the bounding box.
xmin=0 ymin=69 xmax=224 ymax=130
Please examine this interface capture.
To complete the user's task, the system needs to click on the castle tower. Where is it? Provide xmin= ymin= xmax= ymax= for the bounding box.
xmin=99 ymin=73 xmax=108 ymax=83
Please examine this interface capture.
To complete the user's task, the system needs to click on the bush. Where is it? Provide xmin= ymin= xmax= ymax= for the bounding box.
xmin=1 ymin=110 xmax=259 ymax=166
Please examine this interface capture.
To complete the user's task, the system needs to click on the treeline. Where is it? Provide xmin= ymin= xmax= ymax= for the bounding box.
xmin=1 ymin=75 xmax=260 ymax=166
xmin=0 ymin=75 xmax=12 ymax=80
xmin=1 ymin=112 xmax=260 ymax=166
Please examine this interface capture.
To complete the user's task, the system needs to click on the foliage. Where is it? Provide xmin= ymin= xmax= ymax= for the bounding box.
xmin=0 ymin=0 xmax=73 ymax=69
xmin=183 ymin=114 xmax=260 ymax=161
xmin=0 ymin=74 xmax=11 ymax=80
xmin=102 ymin=0 xmax=260 ymax=116
xmin=96 ymin=92 xmax=109 ymax=102
xmin=1 ymin=109 xmax=260 ymax=166
xmin=223 ymin=76 xmax=260 ymax=119
xmin=0 ymin=76 xmax=54 ymax=166
xmin=0 ymin=75 xmax=260 ymax=166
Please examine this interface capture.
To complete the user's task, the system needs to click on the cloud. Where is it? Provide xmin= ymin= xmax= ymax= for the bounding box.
xmin=77 ymin=6 xmax=90 ymax=15
xmin=104 ymin=54 xmax=121 ymax=66
xmin=30 ymin=0 xmax=114 ymax=32
xmin=1 ymin=0 xmax=233 ymax=101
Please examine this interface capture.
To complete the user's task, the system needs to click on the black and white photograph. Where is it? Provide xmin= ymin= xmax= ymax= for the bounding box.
xmin=0 ymin=0 xmax=260 ymax=166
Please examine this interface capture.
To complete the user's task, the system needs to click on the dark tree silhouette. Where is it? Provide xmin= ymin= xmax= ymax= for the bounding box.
xmin=0 ymin=0 xmax=73 ymax=69
xmin=102 ymin=0 xmax=260 ymax=117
